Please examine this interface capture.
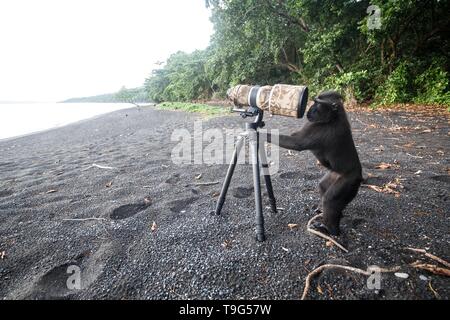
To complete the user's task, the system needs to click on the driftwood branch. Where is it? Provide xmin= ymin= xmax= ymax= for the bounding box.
xmin=62 ymin=218 xmax=107 ymax=222
xmin=410 ymin=262 xmax=450 ymax=277
xmin=91 ymin=163 xmax=117 ymax=170
xmin=300 ymin=246 xmax=449 ymax=300
xmin=307 ymin=213 xmax=348 ymax=253
xmin=301 ymin=264 xmax=400 ymax=300
xmin=405 ymin=247 xmax=450 ymax=268
xmin=194 ymin=181 xmax=220 ymax=186
xmin=406 ymin=247 xmax=450 ymax=276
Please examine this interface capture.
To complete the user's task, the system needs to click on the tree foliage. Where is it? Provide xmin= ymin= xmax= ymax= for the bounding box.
xmin=145 ymin=0 xmax=450 ymax=105
xmin=115 ymin=86 xmax=148 ymax=104
xmin=144 ymin=51 xmax=212 ymax=102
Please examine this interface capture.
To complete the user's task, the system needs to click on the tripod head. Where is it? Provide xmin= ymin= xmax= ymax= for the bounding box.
xmin=231 ymin=105 xmax=265 ymax=129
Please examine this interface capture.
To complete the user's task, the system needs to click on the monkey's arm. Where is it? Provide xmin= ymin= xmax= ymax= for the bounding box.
xmin=266 ymin=132 xmax=315 ymax=151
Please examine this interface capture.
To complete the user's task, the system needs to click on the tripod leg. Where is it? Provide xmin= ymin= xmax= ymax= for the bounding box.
xmin=249 ymin=130 xmax=265 ymax=242
xmin=259 ymin=145 xmax=277 ymax=213
xmin=215 ymin=134 xmax=245 ymax=215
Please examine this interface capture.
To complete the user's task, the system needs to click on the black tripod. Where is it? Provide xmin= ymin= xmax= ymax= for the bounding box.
xmin=215 ymin=106 xmax=277 ymax=242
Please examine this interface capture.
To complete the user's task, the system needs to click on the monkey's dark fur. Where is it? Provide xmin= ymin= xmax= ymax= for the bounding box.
xmin=267 ymin=91 xmax=362 ymax=236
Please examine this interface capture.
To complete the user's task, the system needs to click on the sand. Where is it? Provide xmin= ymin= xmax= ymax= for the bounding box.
xmin=0 ymin=106 xmax=448 ymax=299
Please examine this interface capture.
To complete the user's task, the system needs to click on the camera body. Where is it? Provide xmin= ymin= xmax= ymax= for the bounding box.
xmin=227 ymin=84 xmax=309 ymax=118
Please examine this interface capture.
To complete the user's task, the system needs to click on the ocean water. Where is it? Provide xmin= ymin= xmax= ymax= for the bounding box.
xmin=0 ymin=103 xmax=133 ymax=140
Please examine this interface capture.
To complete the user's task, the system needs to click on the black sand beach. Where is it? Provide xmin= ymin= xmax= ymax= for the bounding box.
xmin=0 ymin=106 xmax=448 ymax=299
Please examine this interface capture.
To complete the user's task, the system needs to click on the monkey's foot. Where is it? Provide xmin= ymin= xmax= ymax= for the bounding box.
xmin=307 ymin=213 xmax=348 ymax=252
xmin=310 ymin=221 xmax=332 ymax=235
xmin=313 ymin=207 xmax=323 ymax=214
xmin=310 ymin=221 xmax=348 ymax=248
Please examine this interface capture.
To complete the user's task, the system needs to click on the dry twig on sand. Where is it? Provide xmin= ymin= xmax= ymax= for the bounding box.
xmin=406 ymin=247 xmax=450 ymax=276
xmin=194 ymin=181 xmax=220 ymax=186
xmin=62 ymin=218 xmax=107 ymax=222
xmin=306 ymin=213 xmax=348 ymax=253
xmin=301 ymin=214 xmax=423 ymax=299
xmin=428 ymin=281 xmax=440 ymax=299
xmin=410 ymin=262 xmax=450 ymax=277
xmin=92 ymin=163 xmax=117 ymax=170
xmin=301 ymin=264 xmax=400 ymax=300
xmin=405 ymin=247 xmax=450 ymax=268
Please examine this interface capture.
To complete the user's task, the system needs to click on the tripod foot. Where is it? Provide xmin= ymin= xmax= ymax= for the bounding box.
xmin=256 ymin=233 xmax=266 ymax=242
xmin=269 ymin=201 xmax=277 ymax=214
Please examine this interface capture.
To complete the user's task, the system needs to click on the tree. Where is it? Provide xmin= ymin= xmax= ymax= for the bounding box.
xmin=115 ymin=86 xmax=148 ymax=105
xmin=145 ymin=0 xmax=450 ymax=105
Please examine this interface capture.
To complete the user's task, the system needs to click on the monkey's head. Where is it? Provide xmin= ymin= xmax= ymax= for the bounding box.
xmin=306 ymin=91 xmax=344 ymax=123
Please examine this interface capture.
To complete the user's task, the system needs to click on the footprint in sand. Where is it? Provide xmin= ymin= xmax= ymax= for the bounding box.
xmin=0 ymin=189 xmax=14 ymax=198
xmin=363 ymin=176 xmax=389 ymax=185
xmin=430 ymin=175 xmax=450 ymax=184
xmin=110 ymin=202 xmax=151 ymax=220
xmin=0 ymin=162 xmax=15 ymax=170
xmin=25 ymin=258 xmax=83 ymax=299
xmin=279 ymin=171 xmax=303 ymax=179
xmin=25 ymin=243 xmax=113 ymax=299
xmin=351 ymin=217 xmax=367 ymax=228
xmin=165 ymin=173 xmax=180 ymax=184
xmin=279 ymin=171 xmax=320 ymax=180
xmin=232 ymin=187 xmax=253 ymax=199
xmin=168 ymin=197 xmax=198 ymax=213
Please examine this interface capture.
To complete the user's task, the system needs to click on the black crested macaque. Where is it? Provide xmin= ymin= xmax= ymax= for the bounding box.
xmin=267 ymin=91 xmax=362 ymax=236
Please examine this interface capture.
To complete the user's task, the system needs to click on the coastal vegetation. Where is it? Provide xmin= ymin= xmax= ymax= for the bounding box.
xmin=145 ymin=0 xmax=450 ymax=107
xmin=63 ymin=86 xmax=147 ymax=104
xmin=157 ymin=102 xmax=229 ymax=115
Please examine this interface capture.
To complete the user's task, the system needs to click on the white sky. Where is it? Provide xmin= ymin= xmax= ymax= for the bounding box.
xmin=0 ymin=0 xmax=213 ymax=102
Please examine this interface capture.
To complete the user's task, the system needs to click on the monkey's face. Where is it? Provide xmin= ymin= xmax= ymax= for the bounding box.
xmin=306 ymin=101 xmax=335 ymax=123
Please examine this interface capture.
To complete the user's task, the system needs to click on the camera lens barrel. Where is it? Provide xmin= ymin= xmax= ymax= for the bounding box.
xmin=248 ymin=86 xmax=261 ymax=108
xmin=297 ymin=86 xmax=308 ymax=118
xmin=227 ymin=84 xmax=309 ymax=118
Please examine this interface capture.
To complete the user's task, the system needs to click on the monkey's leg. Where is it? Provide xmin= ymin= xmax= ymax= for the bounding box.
xmin=321 ymin=175 xmax=360 ymax=236
xmin=319 ymin=172 xmax=340 ymax=198
xmin=321 ymin=198 xmax=346 ymax=236
xmin=313 ymin=172 xmax=339 ymax=213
